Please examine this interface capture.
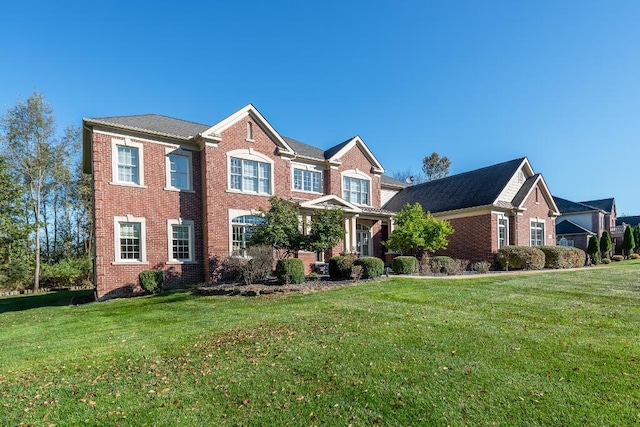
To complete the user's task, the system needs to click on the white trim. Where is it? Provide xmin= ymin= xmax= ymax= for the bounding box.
xmin=497 ymin=214 xmax=509 ymax=248
xmin=111 ymin=138 xmax=145 ymax=187
xmin=529 ymin=218 xmax=546 ymax=246
xmin=95 ymin=129 xmax=196 ymax=148
xmin=228 ymin=209 xmax=262 ymax=256
xmin=200 ymin=104 xmax=295 ymax=156
xmin=167 ymin=219 xmax=195 ymax=263
xmin=226 ymin=149 xmax=274 ymax=195
xmin=113 ymin=215 xmax=147 ymax=264
xmin=291 ymin=162 xmax=324 ymax=194
xmin=341 ymin=169 xmax=372 ymax=206
xmin=299 ymin=194 xmax=362 ymax=213
xmin=327 ymin=136 xmax=385 ymax=173
xmin=164 ymin=147 xmax=194 ymax=192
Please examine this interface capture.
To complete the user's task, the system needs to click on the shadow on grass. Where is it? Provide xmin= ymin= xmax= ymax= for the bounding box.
xmin=0 ymin=289 xmax=96 ymax=314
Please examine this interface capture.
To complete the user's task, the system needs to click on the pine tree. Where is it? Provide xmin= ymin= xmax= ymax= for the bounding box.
xmin=622 ymin=225 xmax=635 ymax=257
xmin=599 ymin=230 xmax=612 ymax=260
xmin=587 ymin=235 xmax=600 ymax=264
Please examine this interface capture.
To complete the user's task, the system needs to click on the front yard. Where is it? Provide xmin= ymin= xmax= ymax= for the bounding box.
xmin=1 ymin=262 xmax=639 ymax=425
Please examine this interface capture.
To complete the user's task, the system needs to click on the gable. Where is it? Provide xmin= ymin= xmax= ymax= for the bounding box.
xmin=325 ymin=136 xmax=384 ymax=174
xmin=200 ymin=104 xmax=295 ymax=156
xmin=495 ymin=159 xmax=534 ymax=204
xmin=299 ymin=195 xmax=362 ymax=213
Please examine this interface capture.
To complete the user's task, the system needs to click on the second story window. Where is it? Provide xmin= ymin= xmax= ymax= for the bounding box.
xmin=111 ymin=138 xmax=144 ymax=187
xmin=230 ymin=157 xmax=271 ymax=194
xmin=293 ymin=169 xmax=322 ymax=193
xmin=165 ymin=148 xmax=193 ymax=191
xmin=343 ymin=176 xmax=370 ymax=205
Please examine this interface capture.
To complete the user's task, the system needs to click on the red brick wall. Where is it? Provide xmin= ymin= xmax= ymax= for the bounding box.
xmin=91 ymin=131 xmax=203 ymax=298
xmin=438 ymin=214 xmax=494 ymax=263
xmin=513 ymin=183 xmax=556 ymax=247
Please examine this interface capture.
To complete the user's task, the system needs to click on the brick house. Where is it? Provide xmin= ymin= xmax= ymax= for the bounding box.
xmin=383 ymin=158 xmax=560 ymax=263
xmin=554 ymin=197 xmax=621 ymax=254
xmin=82 ymin=104 xmax=400 ymax=299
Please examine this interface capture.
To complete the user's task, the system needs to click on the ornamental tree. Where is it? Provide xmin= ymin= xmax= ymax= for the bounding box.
xmin=587 ymin=235 xmax=600 ymax=264
xmin=634 ymin=224 xmax=640 ymax=254
xmin=622 ymin=225 xmax=635 ymax=257
xmin=384 ymin=203 xmax=454 ymax=258
xmin=599 ymin=230 xmax=612 ymax=260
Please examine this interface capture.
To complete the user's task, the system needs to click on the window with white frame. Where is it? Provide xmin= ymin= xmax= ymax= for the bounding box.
xmin=165 ymin=148 xmax=193 ymax=191
xmin=293 ymin=168 xmax=322 ymax=193
xmin=342 ymin=174 xmax=370 ymax=205
xmin=498 ymin=216 xmax=509 ymax=248
xmin=114 ymin=216 xmax=146 ymax=263
xmin=231 ymin=215 xmax=266 ymax=256
xmin=530 ymin=220 xmax=545 ymax=246
xmin=167 ymin=219 xmax=194 ymax=262
xmin=112 ymin=139 xmax=144 ymax=186
xmin=228 ymin=150 xmax=273 ymax=195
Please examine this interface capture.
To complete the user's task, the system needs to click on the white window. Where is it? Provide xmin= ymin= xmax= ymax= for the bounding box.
xmin=342 ymin=171 xmax=371 ymax=205
xmin=293 ymin=168 xmax=322 ymax=193
xmin=165 ymin=148 xmax=193 ymax=191
xmin=227 ymin=149 xmax=273 ymax=195
xmin=113 ymin=215 xmax=147 ymax=263
xmin=356 ymin=223 xmax=371 ymax=257
xmin=530 ymin=220 xmax=545 ymax=246
xmin=558 ymin=237 xmax=574 ymax=247
xmin=498 ymin=216 xmax=509 ymax=248
xmin=111 ymin=139 xmax=144 ymax=187
xmin=167 ymin=219 xmax=194 ymax=263
xmin=231 ymin=215 xmax=266 ymax=256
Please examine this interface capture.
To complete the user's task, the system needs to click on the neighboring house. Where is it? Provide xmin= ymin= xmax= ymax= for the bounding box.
xmin=553 ymin=196 xmax=620 ymax=252
xmin=82 ymin=104 xmax=401 ymax=299
xmin=617 ymin=216 xmax=640 ymax=228
xmin=383 ymin=158 xmax=559 ymax=264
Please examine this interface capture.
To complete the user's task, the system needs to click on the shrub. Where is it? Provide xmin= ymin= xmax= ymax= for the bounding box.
xmin=40 ymin=256 xmax=93 ymax=288
xmin=587 ymin=235 xmax=600 ymax=264
xmin=496 ymin=246 xmax=545 ymax=270
xmin=417 ymin=254 xmax=432 ymax=275
xmin=444 ymin=259 xmax=468 ymax=275
xmin=539 ymin=246 xmax=586 ymax=269
xmin=630 ymin=253 xmax=640 ymax=260
xmin=139 ymin=270 xmax=164 ymax=293
xmin=392 ymin=256 xmax=417 ymax=274
xmin=350 ymin=265 xmax=363 ymax=282
xmin=353 ymin=257 xmax=384 ymax=279
xmin=612 ymin=255 xmax=624 ymax=262
xmin=429 ymin=256 xmax=455 ymax=274
xmin=471 ymin=261 xmax=491 ymax=274
xmin=601 ymin=258 xmax=612 ymax=264
xmin=329 ymin=255 xmax=356 ymax=279
xmin=275 ymin=258 xmax=305 ymax=285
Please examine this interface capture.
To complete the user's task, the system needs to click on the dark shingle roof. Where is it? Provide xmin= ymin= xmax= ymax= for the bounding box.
xmin=511 ymin=174 xmax=540 ymax=208
xmin=553 ymin=196 xmax=602 ymax=214
xmin=580 ymin=198 xmax=615 ymax=214
xmin=381 ymin=175 xmax=409 ymax=188
xmin=84 ymin=114 xmax=209 ymax=140
xmin=556 ymin=219 xmax=594 ymax=235
xmin=324 ymin=137 xmax=355 ymax=159
xmin=617 ymin=216 xmax=640 ymax=227
xmin=282 ymin=137 xmax=326 ymax=161
xmin=383 ymin=158 xmax=526 ymax=213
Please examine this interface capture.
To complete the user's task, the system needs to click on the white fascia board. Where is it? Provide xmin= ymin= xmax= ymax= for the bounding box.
xmin=299 ymin=194 xmax=363 ymax=213
xmin=328 ymin=136 xmax=385 ymax=173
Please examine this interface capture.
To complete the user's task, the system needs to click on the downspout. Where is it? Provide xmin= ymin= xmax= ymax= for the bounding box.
xmin=83 ymin=123 xmax=99 ymax=301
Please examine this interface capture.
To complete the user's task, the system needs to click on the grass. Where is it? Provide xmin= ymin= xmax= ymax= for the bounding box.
xmin=1 ymin=262 xmax=639 ymax=426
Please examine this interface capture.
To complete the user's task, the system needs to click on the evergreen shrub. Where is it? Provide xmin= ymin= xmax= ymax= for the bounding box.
xmin=496 ymin=246 xmax=545 ymax=270
xmin=392 ymin=256 xmax=417 ymax=274
xmin=275 ymin=258 xmax=305 ymax=285
xmin=353 ymin=257 xmax=384 ymax=279
xmin=329 ymin=255 xmax=356 ymax=279
xmin=139 ymin=270 xmax=164 ymax=293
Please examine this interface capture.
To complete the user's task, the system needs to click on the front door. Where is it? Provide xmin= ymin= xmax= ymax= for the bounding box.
xmin=356 ymin=223 xmax=371 ymax=257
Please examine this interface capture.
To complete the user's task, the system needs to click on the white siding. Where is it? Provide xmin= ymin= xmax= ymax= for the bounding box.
xmin=496 ymin=168 xmax=531 ymax=204
xmin=381 ymin=188 xmax=400 ymax=207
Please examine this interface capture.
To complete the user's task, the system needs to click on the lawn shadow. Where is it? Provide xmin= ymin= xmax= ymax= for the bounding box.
xmin=0 ymin=289 xmax=96 ymax=313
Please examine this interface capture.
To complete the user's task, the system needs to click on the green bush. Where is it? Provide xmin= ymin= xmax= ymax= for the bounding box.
xmin=392 ymin=256 xmax=417 ymax=274
xmin=40 ymin=256 xmax=93 ymax=288
xmin=275 ymin=258 xmax=305 ymax=285
xmin=430 ymin=256 xmax=455 ymax=274
xmin=329 ymin=255 xmax=356 ymax=279
xmin=496 ymin=246 xmax=545 ymax=270
xmin=601 ymin=258 xmax=612 ymax=264
xmin=353 ymin=257 xmax=384 ymax=279
xmin=139 ymin=270 xmax=164 ymax=293
xmin=612 ymin=255 xmax=624 ymax=262
xmin=471 ymin=261 xmax=491 ymax=273
xmin=630 ymin=253 xmax=640 ymax=260
xmin=539 ymin=246 xmax=586 ymax=269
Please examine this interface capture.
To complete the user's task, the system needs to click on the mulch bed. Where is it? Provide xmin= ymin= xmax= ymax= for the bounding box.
xmin=194 ymin=276 xmax=377 ymax=297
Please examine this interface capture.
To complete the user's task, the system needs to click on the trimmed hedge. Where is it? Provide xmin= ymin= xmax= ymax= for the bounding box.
xmin=430 ymin=256 xmax=455 ymax=274
xmin=539 ymin=246 xmax=586 ymax=269
xmin=496 ymin=246 xmax=545 ymax=270
xmin=392 ymin=256 xmax=417 ymax=274
xmin=353 ymin=257 xmax=384 ymax=279
xmin=275 ymin=258 xmax=305 ymax=284
xmin=329 ymin=255 xmax=356 ymax=279
xmin=139 ymin=270 xmax=164 ymax=293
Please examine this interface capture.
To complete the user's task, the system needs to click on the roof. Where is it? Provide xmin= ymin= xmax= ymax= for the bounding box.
xmin=553 ymin=196 xmax=601 ymax=214
xmin=83 ymin=114 xmax=209 ymax=140
xmin=383 ymin=158 xmax=527 ymax=213
xmin=282 ymin=137 xmax=326 ymax=161
xmin=580 ymin=198 xmax=615 ymax=214
xmin=556 ymin=219 xmax=595 ymax=235
xmin=617 ymin=216 xmax=640 ymax=227
xmin=381 ymin=175 xmax=409 ymax=188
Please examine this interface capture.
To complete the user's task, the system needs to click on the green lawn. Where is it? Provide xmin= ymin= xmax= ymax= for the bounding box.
xmin=1 ymin=262 xmax=639 ymax=426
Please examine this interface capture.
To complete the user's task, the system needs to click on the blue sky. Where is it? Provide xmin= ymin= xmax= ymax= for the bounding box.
xmin=2 ymin=1 xmax=639 ymax=215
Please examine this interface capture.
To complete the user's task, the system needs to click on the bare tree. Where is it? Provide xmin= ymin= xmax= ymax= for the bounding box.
xmin=422 ymin=152 xmax=451 ymax=181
